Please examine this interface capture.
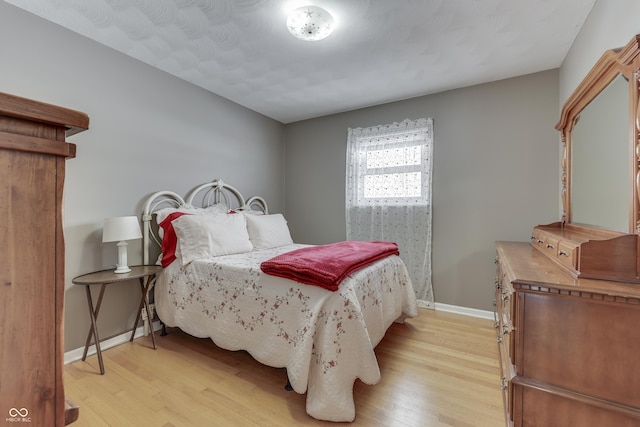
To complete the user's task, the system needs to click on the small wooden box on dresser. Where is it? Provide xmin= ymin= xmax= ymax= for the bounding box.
xmin=0 ymin=92 xmax=88 ymax=426
xmin=495 ymin=241 xmax=640 ymax=427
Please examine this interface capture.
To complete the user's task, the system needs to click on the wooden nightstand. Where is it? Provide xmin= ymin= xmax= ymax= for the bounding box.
xmin=72 ymin=265 xmax=162 ymax=374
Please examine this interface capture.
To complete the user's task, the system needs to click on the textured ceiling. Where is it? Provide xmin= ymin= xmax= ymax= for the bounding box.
xmin=6 ymin=0 xmax=596 ymax=123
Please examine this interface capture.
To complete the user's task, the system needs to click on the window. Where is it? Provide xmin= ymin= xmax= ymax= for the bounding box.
xmin=345 ymin=118 xmax=435 ymax=304
xmin=347 ymin=118 xmax=432 ymax=206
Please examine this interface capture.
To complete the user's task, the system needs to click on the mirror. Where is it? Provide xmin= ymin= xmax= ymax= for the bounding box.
xmin=557 ymin=34 xmax=640 ymax=235
xmin=570 ymin=74 xmax=629 ymax=232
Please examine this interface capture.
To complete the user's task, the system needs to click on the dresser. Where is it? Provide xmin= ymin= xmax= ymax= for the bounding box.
xmin=495 ymin=241 xmax=640 ymax=427
xmin=0 ymin=92 xmax=89 ymax=426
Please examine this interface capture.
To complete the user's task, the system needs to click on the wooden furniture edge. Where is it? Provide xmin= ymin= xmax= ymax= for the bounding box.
xmin=511 ymin=377 xmax=640 ymax=421
xmin=0 ymin=91 xmax=89 ymax=136
xmin=556 ymin=34 xmax=640 ymax=132
xmin=0 ymin=131 xmax=76 ymax=158
xmin=64 ymin=399 xmax=79 ymax=425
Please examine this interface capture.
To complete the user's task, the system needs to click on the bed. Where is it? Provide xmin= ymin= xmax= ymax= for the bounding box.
xmin=141 ymin=179 xmax=418 ymax=422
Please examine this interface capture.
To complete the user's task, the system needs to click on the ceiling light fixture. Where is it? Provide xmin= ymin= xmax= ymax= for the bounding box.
xmin=287 ymin=6 xmax=334 ymax=41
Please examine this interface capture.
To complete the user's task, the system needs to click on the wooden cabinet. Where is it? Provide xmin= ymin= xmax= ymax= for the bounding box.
xmin=495 ymin=241 xmax=640 ymax=427
xmin=0 ymin=92 xmax=88 ymax=426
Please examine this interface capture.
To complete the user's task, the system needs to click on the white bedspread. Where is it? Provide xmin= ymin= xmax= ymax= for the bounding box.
xmin=155 ymin=244 xmax=418 ymax=422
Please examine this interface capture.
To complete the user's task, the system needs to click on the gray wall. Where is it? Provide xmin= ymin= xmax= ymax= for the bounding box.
xmin=559 ymin=1 xmax=640 ymax=105
xmin=285 ymin=71 xmax=560 ymax=310
xmin=0 ymin=2 xmax=285 ymax=352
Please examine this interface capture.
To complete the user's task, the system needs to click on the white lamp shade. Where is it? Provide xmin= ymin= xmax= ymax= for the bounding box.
xmin=102 ymin=216 xmax=142 ymax=243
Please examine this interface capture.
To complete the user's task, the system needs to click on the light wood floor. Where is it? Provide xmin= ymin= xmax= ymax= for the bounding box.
xmin=64 ymin=308 xmax=504 ymax=426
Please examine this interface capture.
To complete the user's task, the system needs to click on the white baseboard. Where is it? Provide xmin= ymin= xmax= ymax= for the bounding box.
xmin=416 ymin=299 xmax=494 ymax=320
xmin=417 ymin=299 xmax=435 ymax=309
xmin=434 ymin=302 xmax=494 ymax=320
xmin=64 ymin=320 xmax=162 ymax=365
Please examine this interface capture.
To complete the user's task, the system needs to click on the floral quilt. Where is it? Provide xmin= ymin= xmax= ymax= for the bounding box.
xmin=154 ymin=244 xmax=418 ymax=422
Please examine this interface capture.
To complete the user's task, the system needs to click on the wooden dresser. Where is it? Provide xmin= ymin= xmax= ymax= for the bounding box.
xmin=495 ymin=241 xmax=640 ymax=427
xmin=0 ymin=92 xmax=88 ymax=426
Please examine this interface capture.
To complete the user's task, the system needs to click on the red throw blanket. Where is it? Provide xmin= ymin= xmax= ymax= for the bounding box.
xmin=260 ymin=240 xmax=400 ymax=291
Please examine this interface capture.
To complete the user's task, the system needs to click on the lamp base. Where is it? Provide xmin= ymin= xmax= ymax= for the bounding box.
xmin=114 ymin=240 xmax=131 ymax=274
xmin=113 ymin=265 xmax=131 ymax=274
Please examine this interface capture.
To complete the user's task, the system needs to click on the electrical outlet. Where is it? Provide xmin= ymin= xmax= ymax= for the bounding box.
xmin=141 ymin=307 xmax=148 ymax=321
xmin=148 ymin=304 xmax=155 ymax=319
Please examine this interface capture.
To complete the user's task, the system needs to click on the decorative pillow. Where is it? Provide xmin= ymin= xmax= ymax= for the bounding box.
xmin=158 ymin=212 xmax=191 ymax=267
xmin=155 ymin=204 xmax=198 ymax=228
xmin=172 ymin=213 xmax=253 ymax=265
xmin=242 ymin=209 xmax=265 ymax=216
xmin=244 ymin=213 xmax=294 ymax=250
xmin=155 ymin=204 xmax=230 ymax=233
xmin=155 ymin=204 xmax=232 ymax=266
xmin=202 ymin=204 xmax=234 ymax=215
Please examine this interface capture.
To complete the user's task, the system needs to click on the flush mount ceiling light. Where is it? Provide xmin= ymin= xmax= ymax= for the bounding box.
xmin=287 ymin=6 xmax=334 ymax=41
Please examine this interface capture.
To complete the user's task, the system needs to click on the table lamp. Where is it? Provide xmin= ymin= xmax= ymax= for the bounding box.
xmin=102 ymin=216 xmax=142 ymax=273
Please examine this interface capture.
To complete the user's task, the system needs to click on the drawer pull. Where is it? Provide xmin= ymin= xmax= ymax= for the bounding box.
xmin=546 ymin=243 xmax=554 ymax=249
xmin=501 ymin=292 xmax=510 ymax=301
xmin=537 ymin=239 xmax=544 ymax=244
xmin=559 ymin=250 xmax=569 ymax=257
xmin=502 ymin=326 xmax=509 ymax=335
xmin=496 ymin=336 xmax=503 ymax=344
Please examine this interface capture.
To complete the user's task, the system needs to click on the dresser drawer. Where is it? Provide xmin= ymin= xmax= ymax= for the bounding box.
xmin=513 ymin=383 xmax=640 ymax=427
xmin=531 ymin=229 xmax=558 ymax=258
xmin=530 ymin=226 xmax=581 ymax=277
xmin=555 ymin=241 xmax=577 ymax=270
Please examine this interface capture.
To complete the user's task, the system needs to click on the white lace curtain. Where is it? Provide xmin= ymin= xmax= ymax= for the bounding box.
xmin=346 ymin=118 xmax=434 ymax=305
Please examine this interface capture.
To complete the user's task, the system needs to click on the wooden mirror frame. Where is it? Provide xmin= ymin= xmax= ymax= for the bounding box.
xmin=556 ymin=34 xmax=640 ymax=234
xmin=530 ymin=35 xmax=640 ymax=283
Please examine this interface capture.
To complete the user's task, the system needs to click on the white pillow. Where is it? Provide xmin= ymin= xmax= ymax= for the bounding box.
xmin=155 ymin=204 xmax=229 ymax=237
xmin=245 ymin=213 xmax=294 ymax=250
xmin=172 ymin=213 xmax=253 ymax=265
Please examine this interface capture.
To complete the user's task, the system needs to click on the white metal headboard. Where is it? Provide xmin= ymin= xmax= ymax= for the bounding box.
xmin=141 ymin=190 xmax=185 ymax=265
xmin=140 ymin=179 xmax=269 ymax=265
xmin=245 ymin=195 xmax=269 ymax=213
xmin=185 ymin=179 xmax=245 ymax=209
